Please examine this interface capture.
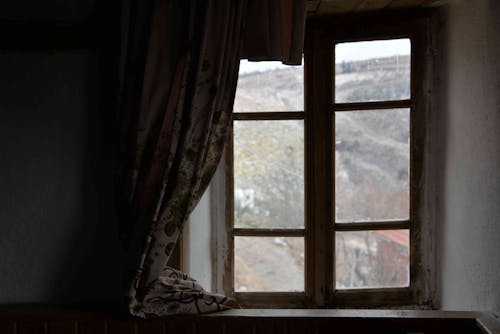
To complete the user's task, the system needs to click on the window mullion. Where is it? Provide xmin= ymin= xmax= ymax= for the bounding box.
xmin=233 ymin=228 xmax=305 ymax=237
xmin=305 ymin=26 xmax=334 ymax=307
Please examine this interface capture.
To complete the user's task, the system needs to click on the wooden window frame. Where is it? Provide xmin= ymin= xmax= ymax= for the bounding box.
xmin=222 ymin=11 xmax=433 ymax=309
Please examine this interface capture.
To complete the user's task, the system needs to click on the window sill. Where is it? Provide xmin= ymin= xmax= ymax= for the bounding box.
xmin=204 ymin=310 xmax=499 ymax=334
xmin=206 ymin=308 xmax=487 ymax=319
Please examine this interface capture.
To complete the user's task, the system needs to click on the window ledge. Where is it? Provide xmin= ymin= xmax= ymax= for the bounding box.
xmin=204 ymin=308 xmax=489 ymax=320
xmin=205 ymin=310 xmax=499 ymax=333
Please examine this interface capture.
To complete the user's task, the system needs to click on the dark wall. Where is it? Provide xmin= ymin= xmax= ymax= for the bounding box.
xmin=0 ymin=0 xmax=124 ymax=303
xmin=0 ymin=0 xmax=96 ymax=21
xmin=0 ymin=51 xmax=124 ymax=303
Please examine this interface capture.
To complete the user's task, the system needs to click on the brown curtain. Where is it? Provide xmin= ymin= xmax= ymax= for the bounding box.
xmin=240 ymin=0 xmax=306 ymax=65
xmin=117 ymin=0 xmax=305 ymax=317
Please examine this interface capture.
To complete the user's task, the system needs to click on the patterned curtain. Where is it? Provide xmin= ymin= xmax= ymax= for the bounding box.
xmin=116 ymin=0 xmax=305 ymax=317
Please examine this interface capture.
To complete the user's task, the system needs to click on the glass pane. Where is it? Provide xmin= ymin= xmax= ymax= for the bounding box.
xmin=234 ymin=120 xmax=304 ymax=228
xmin=335 ymin=39 xmax=411 ymax=103
xmin=234 ymin=60 xmax=303 ymax=112
xmin=335 ymin=230 xmax=409 ymax=289
xmin=335 ymin=109 xmax=409 ymax=222
xmin=235 ymin=236 xmax=304 ymax=292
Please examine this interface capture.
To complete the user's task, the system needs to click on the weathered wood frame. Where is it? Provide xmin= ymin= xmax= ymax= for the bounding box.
xmin=224 ymin=10 xmax=433 ymax=308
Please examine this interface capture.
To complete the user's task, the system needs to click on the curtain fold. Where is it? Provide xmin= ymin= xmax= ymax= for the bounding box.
xmin=117 ymin=0 xmax=306 ymax=317
xmin=240 ymin=0 xmax=306 ymax=65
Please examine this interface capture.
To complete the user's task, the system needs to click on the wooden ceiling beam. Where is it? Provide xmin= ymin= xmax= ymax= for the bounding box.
xmin=306 ymin=0 xmax=446 ymax=15
xmin=387 ymin=0 xmax=438 ymax=9
xmin=354 ymin=0 xmax=394 ymax=12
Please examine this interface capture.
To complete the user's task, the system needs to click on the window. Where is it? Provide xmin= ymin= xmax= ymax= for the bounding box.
xmin=230 ymin=61 xmax=306 ymax=306
xmin=211 ymin=13 xmax=432 ymax=308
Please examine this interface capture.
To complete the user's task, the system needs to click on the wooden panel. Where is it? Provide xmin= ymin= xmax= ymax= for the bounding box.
xmin=307 ymin=0 xmax=447 ymax=15
xmin=305 ymin=18 xmax=335 ymax=307
xmin=196 ymin=318 xmax=224 ymax=334
xmin=318 ymin=0 xmax=363 ymax=14
xmin=255 ymin=318 xmax=286 ymax=334
xmin=234 ymin=292 xmax=309 ymax=308
xmin=48 ymin=321 xmax=76 ymax=334
xmin=164 ymin=319 xmax=194 ymax=334
xmin=137 ymin=319 xmax=165 ymax=334
xmin=0 ymin=309 xmax=497 ymax=334
xmin=77 ymin=320 xmax=107 ymax=334
xmin=355 ymin=0 xmax=393 ymax=11
xmin=313 ymin=318 xmax=339 ymax=333
xmin=18 ymin=321 xmax=47 ymax=334
xmin=0 ymin=320 xmax=14 ymax=334
xmin=285 ymin=318 xmax=309 ymax=334
xmin=387 ymin=0 xmax=428 ymax=8
xmin=306 ymin=1 xmax=321 ymax=15
xmin=419 ymin=0 xmax=448 ymax=7
xmin=225 ymin=318 xmax=255 ymax=334
xmin=107 ymin=320 xmax=136 ymax=334
xmin=333 ymin=287 xmax=412 ymax=307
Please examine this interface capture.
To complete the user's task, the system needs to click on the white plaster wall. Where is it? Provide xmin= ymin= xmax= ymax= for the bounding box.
xmin=436 ymin=0 xmax=500 ymax=315
xmin=183 ymin=190 xmax=213 ymax=291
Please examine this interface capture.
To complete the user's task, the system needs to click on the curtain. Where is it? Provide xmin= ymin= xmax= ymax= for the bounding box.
xmin=240 ymin=0 xmax=306 ymax=65
xmin=116 ymin=0 xmax=305 ymax=317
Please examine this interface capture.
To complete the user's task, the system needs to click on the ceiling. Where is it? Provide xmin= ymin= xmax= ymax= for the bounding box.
xmin=307 ymin=0 xmax=448 ymax=16
xmin=0 ymin=0 xmax=446 ymax=21
xmin=0 ymin=0 xmax=96 ymax=21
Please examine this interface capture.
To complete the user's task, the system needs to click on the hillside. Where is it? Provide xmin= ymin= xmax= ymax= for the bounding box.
xmin=232 ymin=55 xmax=411 ymax=291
